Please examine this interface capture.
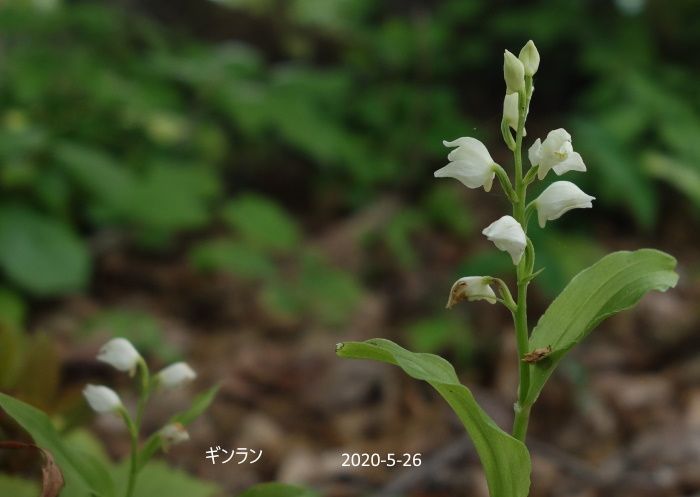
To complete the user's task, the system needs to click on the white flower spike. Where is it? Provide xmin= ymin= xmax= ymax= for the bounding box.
xmin=156 ymin=362 xmax=197 ymax=389
xmin=435 ymin=137 xmax=496 ymax=192
xmin=503 ymin=93 xmax=525 ymax=136
xmin=482 ymin=216 xmax=527 ymax=265
xmin=159 ymin=423 xmax=190 ymax=447
xmin=534 ymin=181 xmax=595 ymax=228
xmin=446 ymin=277 xmax=497 ymax=308
xmin=528 ymin=128 xmax=586 ymax=180
xmin=97 ymin=338 xmax=141 ymax=375
xmin=504 ymin=50 xmax=525 ymax=94
xmin=83 ymin=384 xmax=123 ymax=414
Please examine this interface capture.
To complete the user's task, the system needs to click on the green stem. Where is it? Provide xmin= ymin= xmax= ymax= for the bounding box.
xmin=511 ymin=76 xmax=534 ymax=442
xmin=121 ymin=411 xmax=140 ymax=497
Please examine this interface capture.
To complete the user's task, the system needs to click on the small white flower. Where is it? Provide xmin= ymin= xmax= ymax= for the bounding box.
xmin=503 ymin=93 xmax=526 ymax=136
xmin=97 ymin=338 xmax=141 ymax=375
xmin=518 ymin=40 xmax=540 ymax=77
xmin=83 ymin=385 xmax=123 ymax=414
xmin=156 ymin=362 xmax=197 ymax=389
xmin=159 ymin=423 xmax=190 ymax=447
xmin=482 ymin=216 xmax=527 ymax=265
xmin=434 ymin=137 xmax=496 ymax=192
xmin=534 ymin=181 xmax=595 ymax=227
xmin=529 ymin=128 xmax=586 ymax=180
xmin=503 ymin=50 xmax=525 ymax=94
xmin=446 ymin=277 xmax=497 ymax=308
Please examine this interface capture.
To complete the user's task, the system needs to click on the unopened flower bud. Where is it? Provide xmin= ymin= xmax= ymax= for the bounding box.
xmin=502 ymin=93 xmax=525 ymax=136
xmin=503 ymin=50 xmax=525 ymax=94
xmin=529 ymin=128 xmax=586 ymax=179
xmin=97 ymin=338 xmax=141 ymax=375
xmin=534 ymin=181 xmax=595 ymax=227
xmin=159 ymin=423 xmax=190 ymax=447
xmin=482 ymin=216 xmax=527 ymax=265
xmin=435 ymin=137 xmax=496 ymax=192
xmin=156 ymin=362 xmax=197 ymax=389
xmin=83 ymin=385 xmax=123 ymax=414
xmin=518 ymin=40 xmax=540 ymax=77
xmin=446 ymin=277 xmax=497 ymax=308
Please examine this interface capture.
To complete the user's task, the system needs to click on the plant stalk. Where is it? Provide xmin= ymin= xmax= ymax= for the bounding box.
xmin=511 ymin=78 xmax=534 ymax=442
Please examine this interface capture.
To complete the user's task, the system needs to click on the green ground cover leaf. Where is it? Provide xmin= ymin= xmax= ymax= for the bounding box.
xmin=0 ymin=205 xmax=89 ymax=296
xmin=525 ymin=249 xmax=678 ymax=405
xmin=337 ymin=338 xmax=530 ymax=497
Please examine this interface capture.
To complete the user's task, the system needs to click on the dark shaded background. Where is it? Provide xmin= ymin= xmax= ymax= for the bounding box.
xmin=0 ymin=0 xmax=699 ymax=496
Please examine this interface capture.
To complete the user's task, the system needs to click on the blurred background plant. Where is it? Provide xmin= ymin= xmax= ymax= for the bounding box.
xmin=1 ymin=0 xmax=699 ymax=496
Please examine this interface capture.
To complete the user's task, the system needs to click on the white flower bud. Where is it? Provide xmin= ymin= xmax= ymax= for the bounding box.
xmin=482 ymin=216 xmax=527 ymax=265
xmin=156 ymin=362 xmax=197 ymax=389
xmin=446 ymin=277 xmax=497 ymax=308
xmin=518 ymin=40 xmax=540 ymax=77
xmin=502 ymin=93 xmax=526 ymax=136
xmin=97 ymin=338 xmax=141 ymax=375
xmin=83 ymin=385 xmax=123 ymax=414
xmin=503 ymin=50 xmax=525 ymax=94
xmin=528 ymin=128 xmax=586 ymax=180
xmin=534 ymin=181 xmax=595 ymax=228
xmin=434 ymin=137 xmax=496 ymax=192
xmin=159 ymin=423 xmax=190 ymax=447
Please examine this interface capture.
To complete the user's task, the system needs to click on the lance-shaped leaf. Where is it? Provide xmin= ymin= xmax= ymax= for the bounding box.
xmin=525 ymin=249 xmax=678 ymax=405
xmin=0 ymin=392 xmax=115 ymax=497
xmin=337 ymin=338 xmax=530 ymax=497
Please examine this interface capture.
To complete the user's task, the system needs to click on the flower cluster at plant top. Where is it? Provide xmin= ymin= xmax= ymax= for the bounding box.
xmin=434 ymin=40 xmax=595 ymax=304
xmin=83 ymin=337 xmax=197 ymax=448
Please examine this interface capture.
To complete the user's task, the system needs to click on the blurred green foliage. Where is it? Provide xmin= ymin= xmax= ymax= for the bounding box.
xmin=1 ymin=0 xmax=697 ymax=304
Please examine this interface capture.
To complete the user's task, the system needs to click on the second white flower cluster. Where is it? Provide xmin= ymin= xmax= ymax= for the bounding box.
xmin=83 ymin=338 xmax=197 ymax=446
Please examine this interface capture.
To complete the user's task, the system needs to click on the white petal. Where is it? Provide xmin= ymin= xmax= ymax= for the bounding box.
xmin=157 ymin=362 xmax=197 ymax=389
xmin=552 ymin=151 xmax=586 ymax=175
xmin=434 ymin=160 xmax=495 ymax=191
xmin=482 ymin=216 xmax=527 ymax=265
xmin=97 ymin=338 xmax=141 ymax=374
xmin=444 ymin=137 xmax=493 ymax=165
xmin=537 ymin=129 xmax=573 ymax=179
xmin=535 ymin=181 xmax=595 ymax=227
xmin=446 ymin=276 xmax=497 ymax=308
xmin=528 ymin=139 xmax=542 ymax=167
xmin=83 ymin=385 xmax=122 ymax=413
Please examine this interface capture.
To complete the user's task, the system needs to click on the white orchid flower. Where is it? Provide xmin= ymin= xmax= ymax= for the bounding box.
xmin=97 ymin=338 xmax=141 ymax=375
xmin=504 ymin=50 xmax=525 ymax=94
xmin=528 ymin=128 xmax=586 ymax=180
xmin=156 ymin=362 xmax=197 ymax=389
xmin=435 ymin=137 xmax=496 ymax=192
xmin=534 ymin=181 xmax=595 ymax=227
xmin=159 ymin=423 xmax=190 ymax=447
xmin=482 ymin=216 xmax=527 ymax=265
xmin=83 ymin=385 xmax=123 ymax=414
xmin=503 ymin=93 xmax=526 ymax=136
xmin=446 ymin=277 xmax=497 ymax=308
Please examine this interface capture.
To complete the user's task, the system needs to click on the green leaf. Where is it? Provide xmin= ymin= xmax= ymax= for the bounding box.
xmin=112 ymin=461 xmax=219 ymax=497
xmin=525 ymin=250 xmax=678 ymax=405
xmin=0 ymin=205 xmax=90 ymax=296
xmin=237 ymin=482 xmax=319 ymax=497
xmin=0 ymin=392 xmax=115 ymax=497
xmin=336 ymin=338 xmax=530 ymax=497
xmin=0 ymin=475 xmax=39 ymax=497
xmin=189 ymin=238 xmax=276 ymax=281
xmin=222 ymin=194 xmax=300 ymax=253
